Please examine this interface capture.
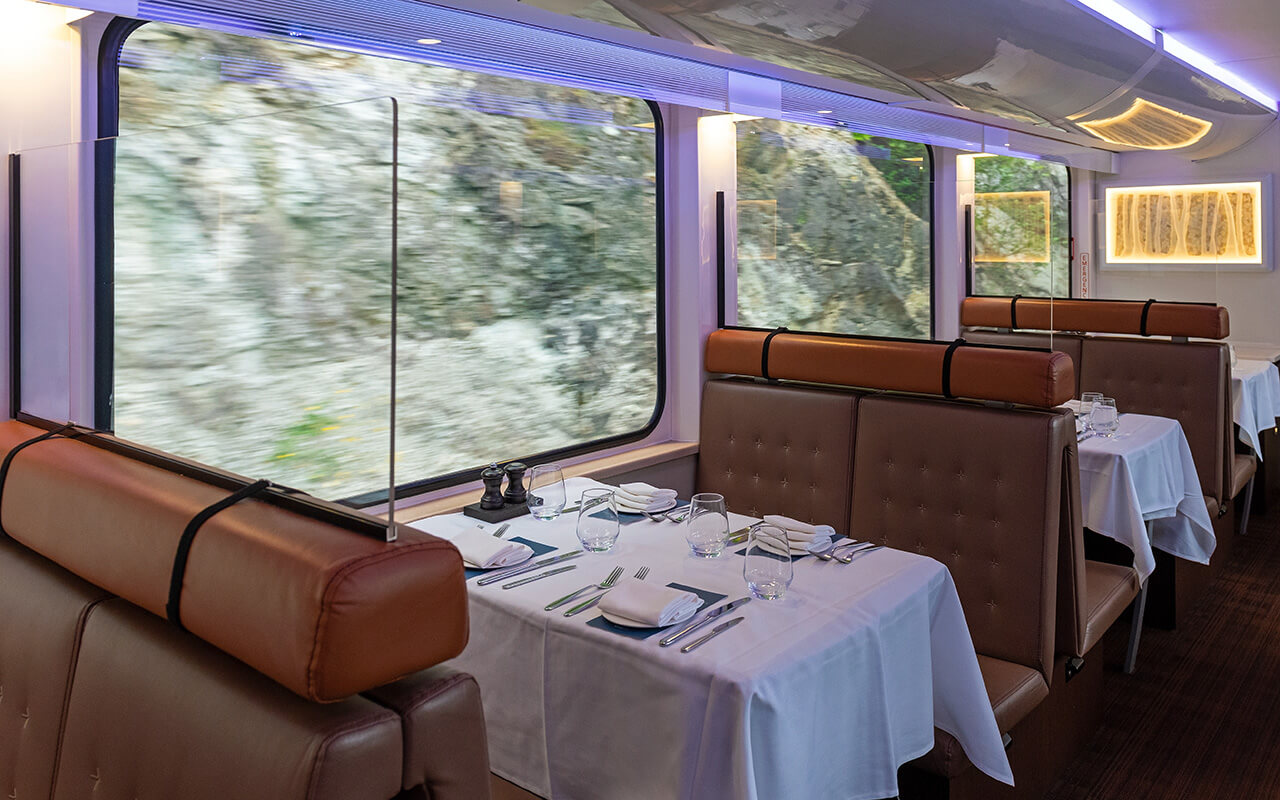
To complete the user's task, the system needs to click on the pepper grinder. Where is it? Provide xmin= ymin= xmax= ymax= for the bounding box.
xmin=503 ymin=462 xmax=528 ymax=505
xmin=480 ymin=463 xmax=506 ymax=510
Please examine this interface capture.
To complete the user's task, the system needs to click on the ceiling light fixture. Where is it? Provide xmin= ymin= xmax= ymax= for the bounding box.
xmin=1069 ymin=0 xmax=1156 ymax=43
xmin=816 ymin=109 xmax=833 ymax=114
xmin=1161 ymin=33 xmax=1277 ymax=110
xmin=416 ymin=37 xmax=442 ymax=45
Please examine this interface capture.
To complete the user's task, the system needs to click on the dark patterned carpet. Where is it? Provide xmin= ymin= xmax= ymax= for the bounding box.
xmin=1046 ymin=505 xmax=1280 ymax=799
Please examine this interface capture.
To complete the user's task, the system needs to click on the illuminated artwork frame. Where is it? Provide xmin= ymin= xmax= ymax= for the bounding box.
xmin=1101 ymin=177 xmax=1272 ymax=272
xmin=973 ymin=190 xmax=1053 ymax=264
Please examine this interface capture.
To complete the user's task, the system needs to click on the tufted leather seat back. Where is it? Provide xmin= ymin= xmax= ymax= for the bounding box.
xmin=697 ymin=379 xmax=858 ymax=533
xmin=964 ymin=331 xmax=1085 ymax=397
xmin=1078 ymin=337 xmax=1230 ymax=505
xmin=850 ymin=396 xmax=1066 ymax=680
xmin=0 ymin=539 xmax=110 ymax=800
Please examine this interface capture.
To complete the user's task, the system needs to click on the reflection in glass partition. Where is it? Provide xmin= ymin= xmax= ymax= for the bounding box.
xmin=114 ymin=22 xmax=659 ymax=502
xmin=969 ymin=155 xmax=1070 ymax=298
xmin=735 ymin=118 xmax=932 ymax=337
xmin=1078 ymin=98 xmax=1213 ymax=150
xmin=518 ymin=0 xmax=650 ymax=33
xmin=110 ymin=99 xmax=397 ymax=502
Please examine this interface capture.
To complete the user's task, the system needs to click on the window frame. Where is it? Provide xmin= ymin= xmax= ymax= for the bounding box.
xmin=964 ymin=160 xmax=1074 ymax=301
xmin=721 ymin=131 xmax=937 ymax=341
xmin=97 ymin=18 xmax=668 ymax=508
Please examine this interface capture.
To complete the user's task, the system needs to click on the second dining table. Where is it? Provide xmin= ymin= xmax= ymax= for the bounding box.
xmin=413 ymin=476 xmax=1012 ymax=800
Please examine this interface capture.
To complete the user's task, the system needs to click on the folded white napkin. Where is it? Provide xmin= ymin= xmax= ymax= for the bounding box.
xmin=760 ymin=515 xmax=835 ymax=555
xmin=450 ymin=528 xmax=533 ymax=569
xmin=615 ymin=482 xmax=679 ymax=512
xmin=599 ymin=577 xmax=703 ymax=627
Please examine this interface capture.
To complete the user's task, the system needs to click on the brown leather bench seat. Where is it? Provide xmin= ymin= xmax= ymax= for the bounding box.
xmin=0 ymin=422 xmax=492 ymax=800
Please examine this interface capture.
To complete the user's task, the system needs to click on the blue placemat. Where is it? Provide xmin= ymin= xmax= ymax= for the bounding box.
xmin=464 ymin=536 xmax=556 ymax=580
xmin=586 ymin=582 xmax=728 ymax=641
xmin=732 ymin=531 xmax=847 ymax=562
xmin=590 ymin=499 xmax=688 ymax=526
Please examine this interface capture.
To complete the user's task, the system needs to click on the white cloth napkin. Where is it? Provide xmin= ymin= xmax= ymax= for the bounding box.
xmin=760 ymin=515 xmax=835 ymax=555
xmin=599 ymin=577 xmax=703 ymax=627
xmin=616 ymin=482 xmax=678 ymax=512
xmin=451 ymin=528 xmax=533 ymax=569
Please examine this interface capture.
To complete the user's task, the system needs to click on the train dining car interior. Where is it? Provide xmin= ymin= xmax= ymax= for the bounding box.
xmin=5 ymin=0 xmax=1280 ymax=797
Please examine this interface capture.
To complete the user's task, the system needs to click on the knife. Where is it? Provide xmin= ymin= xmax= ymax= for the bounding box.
xmin=680 ymin=616 xmax=745 ymax=653
xmin=475 ymin=551 xmax=583 ymax=586
xmin=501 ymin=564 xmax=577 ymax=589
xmin=492 ymin=523 xmax=511 ymax=539
xmin=659 ymin=597 xmax=752 ymax=647
xmin=724 ymin=526 xmax=755 ymax=546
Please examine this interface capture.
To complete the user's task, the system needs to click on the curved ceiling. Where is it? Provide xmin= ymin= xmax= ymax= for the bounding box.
xmin=522 ymin=0 xmax=1276 ymax=158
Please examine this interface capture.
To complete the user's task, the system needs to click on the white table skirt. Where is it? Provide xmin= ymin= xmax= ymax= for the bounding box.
xmin=1232 ymin=359 xmax=1280 ymax=457
xmin=1074 ymin=412 xmax=1215 ymax=580
xmin=414 ymin=477 xmax=1012 ymax=800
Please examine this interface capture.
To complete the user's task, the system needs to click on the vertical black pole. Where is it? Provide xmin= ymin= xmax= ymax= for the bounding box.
xmin=8 ymin=154 xmax=21 ymax=419
xmin=963 ymin=203 xmax=974 ymax=298
xmin=94 ymin=138 xmax=117 ymax=430
xmin=716 ymin=190 xmax=726 ymax=329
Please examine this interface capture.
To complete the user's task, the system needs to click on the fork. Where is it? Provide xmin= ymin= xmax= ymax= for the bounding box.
xmin=835 ymin=544 xmax=883 ymax=564
xmin=565 ymin=566 xmax=649 ymax=616
xmin=545 ymin=566 xmax=624 ymax=611
xmin=813 ymin=540 xmax=849 ymax=561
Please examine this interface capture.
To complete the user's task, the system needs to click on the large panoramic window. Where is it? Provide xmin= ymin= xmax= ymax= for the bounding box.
xmin=969 ymin=155 xmax=1071 ymax=297
xmin=734 ymin=119 xmax=933 ymax=338
xmin=108 ymin=23 xmax=661 ymax=503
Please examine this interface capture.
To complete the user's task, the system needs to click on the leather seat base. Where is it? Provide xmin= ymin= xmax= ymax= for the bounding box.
xmin=1232 ymin=454 xmax=1258 ymax=499
xmin=1082 ymin=561 xmax=1141 ymax=654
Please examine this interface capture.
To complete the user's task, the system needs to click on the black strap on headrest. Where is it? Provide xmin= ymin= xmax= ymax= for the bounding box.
xmin=761 ymin=326 xmax=789 ymax=382
xmin=942 ymin=338 xmax=966 ymax=399
xmin=1139 ymin=298 xmax=1157 ymax=337
xmin=166 ymin=479 xmax=272 ymax=630
xmin=0 ymin=424 xmax=77 ymax=538
xmin=1009 ymin=294 xmax=1023 ymax=330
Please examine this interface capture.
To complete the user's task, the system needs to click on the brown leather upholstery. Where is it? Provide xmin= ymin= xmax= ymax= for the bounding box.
xmin=0 ymin=539 xmax=110 ymax=800
xmin=1078 ymin=338 xmax=1231 ymax=506
xmin=0 ymin=421 xmax=468 ymax=702
xmin=51 ymin=599 xmax=404 ymax=800
xmin=1083 ymin=561 xmax=1142 ymax=654
xmin=909 ymin=655 xmax=1050 ymax=778
xmin=965 ymin=330 xmax=1085 ymax=397
xmin=704 ymin=328 xmax=1076 ymax=408
xmin=850 ymin=395 xmax=1065 ymax=681
xmin=961 ymin=297 xmax=1229 ymax=339
xmin=364 ymin=667 xmax=493 ymax=800
xmin=697 ymin=379 xmax=857 ymax=532
xmin=1233 ymin=453 xmax=1258 ymax=498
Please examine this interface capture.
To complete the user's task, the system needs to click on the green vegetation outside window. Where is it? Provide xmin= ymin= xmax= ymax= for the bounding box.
xmin=970 ymin=155 xmax=1071 ymax=297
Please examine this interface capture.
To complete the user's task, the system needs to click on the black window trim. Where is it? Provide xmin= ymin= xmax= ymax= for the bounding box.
xmin=97 ymin=18 xmax=668 ymax=509
xmin=964 ymin=160 xmax=1075 ymax=301
xmin=720 ymin=134 xmax=937 ymax=340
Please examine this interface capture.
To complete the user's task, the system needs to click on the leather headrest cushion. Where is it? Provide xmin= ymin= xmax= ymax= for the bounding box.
xmin=704 ymin=329 xmax=1074 ymax=408
xmin=961 ymin=297 xmax=1229 ymax=339
xmin=0 ymin=422 xmax=468 ymax=702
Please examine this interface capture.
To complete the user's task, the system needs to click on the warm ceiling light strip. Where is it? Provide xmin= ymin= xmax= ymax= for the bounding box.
xmin=1079 ymin=98 xmax=1212 ymax=150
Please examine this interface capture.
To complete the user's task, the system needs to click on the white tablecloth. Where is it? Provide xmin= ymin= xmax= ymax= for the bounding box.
xmin=1232 ymin=359 xmax=1280 ymax=457
xmin=1070 ymin=409 xmax=1215 ymax=580
xmin=413 ymin=477 xmax=1012 ymax=800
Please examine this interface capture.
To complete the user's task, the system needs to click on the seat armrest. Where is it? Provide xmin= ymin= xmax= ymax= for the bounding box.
xmin=365 ymin=666 xmax=492 ymax=800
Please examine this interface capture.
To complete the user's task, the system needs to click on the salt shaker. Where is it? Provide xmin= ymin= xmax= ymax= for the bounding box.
xmin=503 ymin=462 xmax=528 ymax=504
xmin=480 ymin=463 xmax=506 ymax=510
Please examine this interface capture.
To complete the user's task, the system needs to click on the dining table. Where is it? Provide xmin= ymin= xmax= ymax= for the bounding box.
xmin=413 ymin=476 xmax=1013 ymax=800
xmin=1232 ymin=358 xmax=1280 ymax=457
xmin=1068 ymin=403 xmax=1216 ymax=582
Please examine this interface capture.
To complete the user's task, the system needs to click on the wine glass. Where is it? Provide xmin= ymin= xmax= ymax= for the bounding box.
xmin=1090 ymin=397 xmax=1119 ymax=438
xmin=576 ymin=489 xmax=620 ymax=552
xmin=527 ymin=464 xmax=566 ymax=522
xmin=1081 ymin=392 xmax=1103 ymax=430
xmin=684 ymin=493 xmax=729 ymax=558
xmin=743 ymin=523 xmax=793 ymax=600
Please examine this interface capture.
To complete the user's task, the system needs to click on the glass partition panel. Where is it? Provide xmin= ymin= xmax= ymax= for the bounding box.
xmin=734 ymin=117 xmax=933 ymax=338
xmin=17 ymin=99 xmax=400 ymax=505
xmin=969 ymin=154 xmax=1070 ymax=299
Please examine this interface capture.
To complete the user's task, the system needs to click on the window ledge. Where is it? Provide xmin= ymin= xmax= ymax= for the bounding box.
xmin=391 ymin=441 xmax=700 ymax=524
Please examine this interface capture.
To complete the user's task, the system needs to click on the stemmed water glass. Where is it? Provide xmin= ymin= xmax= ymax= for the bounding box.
xmin=527 ymin=464 xmax=566 ymax=521
xmin=684 ymin=493 xmax=729 ymax=558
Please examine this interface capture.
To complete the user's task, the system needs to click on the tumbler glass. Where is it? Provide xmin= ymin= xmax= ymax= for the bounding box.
xmin=743 ymin=524 xmax=794 ymax=600
xmin=684 ymin=493 xmax=729 ymax=558
xmin=1090 ymin=397 xmax=1119 ymax=438
xmin=527 ymin=464 xmax=566 ymax=521
xmin=576 ymin=489 xmax=620 ymax=552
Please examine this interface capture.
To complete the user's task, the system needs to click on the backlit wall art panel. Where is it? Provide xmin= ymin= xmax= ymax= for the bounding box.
xmin=1104 ymin=180 xmax=1269 ymax=269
